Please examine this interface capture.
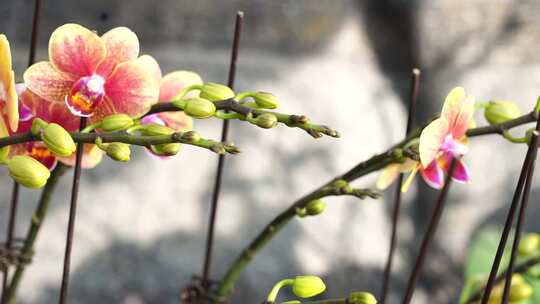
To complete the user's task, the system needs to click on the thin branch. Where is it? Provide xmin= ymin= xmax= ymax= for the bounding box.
xmin=0 ymin=131 xmax=240 ymax=155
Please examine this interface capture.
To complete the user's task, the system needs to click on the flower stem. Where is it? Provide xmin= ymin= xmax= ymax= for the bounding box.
xmin=5 ymin=164 xmax=69 ymax=304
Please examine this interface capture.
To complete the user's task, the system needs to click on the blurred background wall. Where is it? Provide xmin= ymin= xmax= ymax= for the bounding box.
xmin=1 ymin=0 xmax=540 ymax=303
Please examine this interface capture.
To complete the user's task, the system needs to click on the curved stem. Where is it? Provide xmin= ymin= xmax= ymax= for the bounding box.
xmin=5 ymin=164 xmax=69 ymax=303
xmin=266 ymin=279 xmax=293 ymax=302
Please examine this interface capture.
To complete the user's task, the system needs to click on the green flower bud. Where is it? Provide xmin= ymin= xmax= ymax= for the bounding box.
xmin=181 ymin=131 xmax=201 ymax=143
xmin=253 ymin=92 xmax=279 ymax=109
xmin=151 ymin=143 xmax=181 ymax=156
xmin=184 ymin=98 xmax=217 ymax=118
xmin=292 ymin=276 xmax=326 ymax=298
xmin=105 ymin=143 xmax=131 ymax=162
xmin=0 ymin=146 xmax=9 ymax=165
xmin=484 ymin=101 xmax=521 ymax=125
xmin=7 ymin=155 xmax=50 ymax=189
xmin=519 ymin=233 xmax=540 ymax=256
xmin=255 ymin=113 xmax=278 ymax=129
xmin=199 ymin=82 xmax=235 ymax=101
xmin=42 ymin=123 xmax=76 ymax=157
xmin=348 ymin=292 xmax=377 ymax=304
xmin=510 ymin=281 xmax=533 ymax=302
xmin=282 ymin=301 xmax=301 ymax=304
xmin=100 ymin=114 xmax=134 ymax=132
xmin=141 ymin=124 xmax=174 ymax=136
xmin=305 ymin=199 xmax=326 ymax=216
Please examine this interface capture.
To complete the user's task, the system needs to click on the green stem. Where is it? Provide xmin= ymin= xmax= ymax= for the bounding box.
xmin=5 ymin=164 xmax=69 ymax=303
xmin=215 ymin=111 xmax=540 ymax=300
xmin=266 ymin=279 xmax=294 ymax=302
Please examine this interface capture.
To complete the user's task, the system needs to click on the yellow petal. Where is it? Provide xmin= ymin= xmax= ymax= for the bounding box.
xmin=419 ymin=118 xmax=449 ymax=167
xmin=0 ymin=34 xmax=13 ymax=97
xmin=401 ymin=165 xmax=419 ymax=192
xmin=0 ymin=115 xmax=8 ymax=137
xmin=6 ymin=71 xmax=18 ymax=132
xmin=376 ymin=164 xmax=400 ymax=190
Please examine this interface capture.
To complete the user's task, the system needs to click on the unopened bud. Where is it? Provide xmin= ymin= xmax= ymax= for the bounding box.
xmin=199 ymin=82 xmax=235 ymax=101
xmin=0 ymin=146 xmax=9 ymax=164
xmin=510 ymin=281 xmax=533 ymax=302
xmin=181 ymin=131 xmax=201 ymax=143
xmin=349 ymin=292 xmax=377 ymax=304
xmin=7 ymin=155 xmax=50 ymax=189
xmin=485 ymin=101 xmax=521 ymax=125
xmin=105 ymin=143 xmax=131 ymax=162
xmin=42 ymin=123 xmax=76 ymax=157
xmin=151 ymin=143 xmax=181 ymax=156
xmin=141 ymin=124 xmax=174 ymax=136
xmin=255 ymin=113 xmax=278 ymax=129
xmin=100 ymin=114 xmax=134 ymax=132
xmin=292 ymin=276 xmax=326 ymax=298
xmin=184 ymin=98 xmax=216 ymax=118
xmin=519 ymin=233 xmax=540 ymax=256
xmin=254 ymin=92 xmax=279 ymax=109
xmin=305 ymin=199 xmax=326 ymax=216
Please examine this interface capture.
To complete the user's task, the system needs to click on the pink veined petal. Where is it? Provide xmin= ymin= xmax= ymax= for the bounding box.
xmin=451 ymin=159 xmax=471 ymax=184
xmin=420 ymin=160 xmax=444 ymax=189
xmin=159 ymin=71 xmax=203 ymax=102
xmin=157 ymin=112 xmax=192 ymax=131
xmin=137 ymin=55 xmax=162 ymax=83
xmin=24 ymin=62 xmax=75 ymax=103
xmin=104 ymin=59 xmax=160 ymax=118
xmin=57 ymin=144 xmax=103 ymax=169
xmin=376 ymin=164 xmax=400 ymax=190
xmin=419 ymin=118 xmax=449 ymax=167
xmin=49 ymin=23 xmax=106 ymax=77
xmin=441 ymin=87 xmax=475 ymax=139
xmin=96 ymin=27 xmax=140 ymax=78
xmin=19 ymin=89 xmax=80 ymax=131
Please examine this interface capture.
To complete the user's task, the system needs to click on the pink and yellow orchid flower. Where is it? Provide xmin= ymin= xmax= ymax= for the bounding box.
xmin=10 ymin=87 xmax=103 ymax=170
xmin=377 ymin=87 xmax=474 ymax=191
xmin=24 ymin=23 xmax=159 ymax=120
xmin=0 ymin=34 xmax=19 ymax=136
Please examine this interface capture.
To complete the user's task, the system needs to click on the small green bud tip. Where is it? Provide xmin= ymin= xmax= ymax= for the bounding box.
xmin=305 ymin=199 xmax=326 ymax=216
xmin=7 ymin=155 xmax=50 ymax=189
xmin=254 ymin=92 xmax=279 ymax=109
xmin=199 ymin=82 xmax=235 ymax=101
xmin=519 ymin=233 xmax=540 ymax=256
xmin=255 ymin=113 xmax=278 ymax=129
xmin=42 ymin=123 xmax=76 ymax=157
xmin=141 ymin=124 xmax=174 ymax=136
xmin=348 ymin=292 xmax=377 ymax=304
xmin=100 ymin=114 xmax=134 ymax=132
xmin=105 ymin=143 xmax=131 ymax=162
xmin=184 ymin=98 xmax=217 ymax=118
xmin=181 ymin=131 xmax=201 ymax=143
xmin=281 ymin=301 xmax=301 ymax=304
xmin=484 ymin=101 xmax=521 ymax=125
xmin=292 ymin=276 xmax=326 ymax=298
xmin=151 ymin=143 xmax=181 ymax=156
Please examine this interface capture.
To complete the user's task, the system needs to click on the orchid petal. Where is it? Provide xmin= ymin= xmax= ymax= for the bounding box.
xmin=0 ymin=35 xmax=13 ymax=95
xmin=159 ymin=71 xmax=203 ymax=102
xmin=57 ymin=144 xmax=103 ymax=169
xmin=19 ymin=89 xmax=79 ymax=131
xmin=441 ymin=87 xmax=475 ymax=139
xmin=0 ymin=114 xmax=8 ymax=138
xmin=96 ymin=27 xmax=140 ymax=78
xmin=401 ymin=165 xmax=419 ymax=192
xmin=5 ymin=71 xmax=18 ymax=132
xmin=376 ymin=164 xmax=400 ymax=190
xmin=49 ymin=23 xmax=106 ymax=77
xmin=137 ymin=55 xmax=161 ymax=83
xmin=157 ymin=112 xmax=192 ymax=131
xmin=419 ymin=118 xmax=449 ymax=167
xmin=420 ymin=160 xmax=444 ymax=189
xmin=451 ymin=159 xmax=471 ymax=183
xmin=103 ymin=59 xmax=159 ymax=118
xmin=24 ymin=62 xmax=74 ymax=103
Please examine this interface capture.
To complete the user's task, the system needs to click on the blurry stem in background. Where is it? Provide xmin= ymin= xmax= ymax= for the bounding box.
xmin=5 ymin=164 xmax=69 ymax=303
xmin=380 ymin=68 xmax=420 ymax=304
xmin=215 ymin=108 xmax=540 ymax=300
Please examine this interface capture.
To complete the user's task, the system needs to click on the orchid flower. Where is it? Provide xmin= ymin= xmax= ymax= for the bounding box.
xmin=140 ymin=61 xmax=203 ymax=158
xmin=10 ymin=86 xmax=103 ymax=170
xmin=0 ymin=34 xmax=19 ymax=136
xmin=23 ymin=24 xmax=159 ymax=120
xmin=377 ymin=87 xmax=474 ymax=191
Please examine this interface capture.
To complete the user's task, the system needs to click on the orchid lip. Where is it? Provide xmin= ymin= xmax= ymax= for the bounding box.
xmin=65 ymin=74 xmax=106 ymax=117
xmin=440 ymin=134 xmax=468 ymax=157
xmin=18 ymin=101 xmax=33 ymax=122
xmin=26 ymin=142 xmax=57 ymax=171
